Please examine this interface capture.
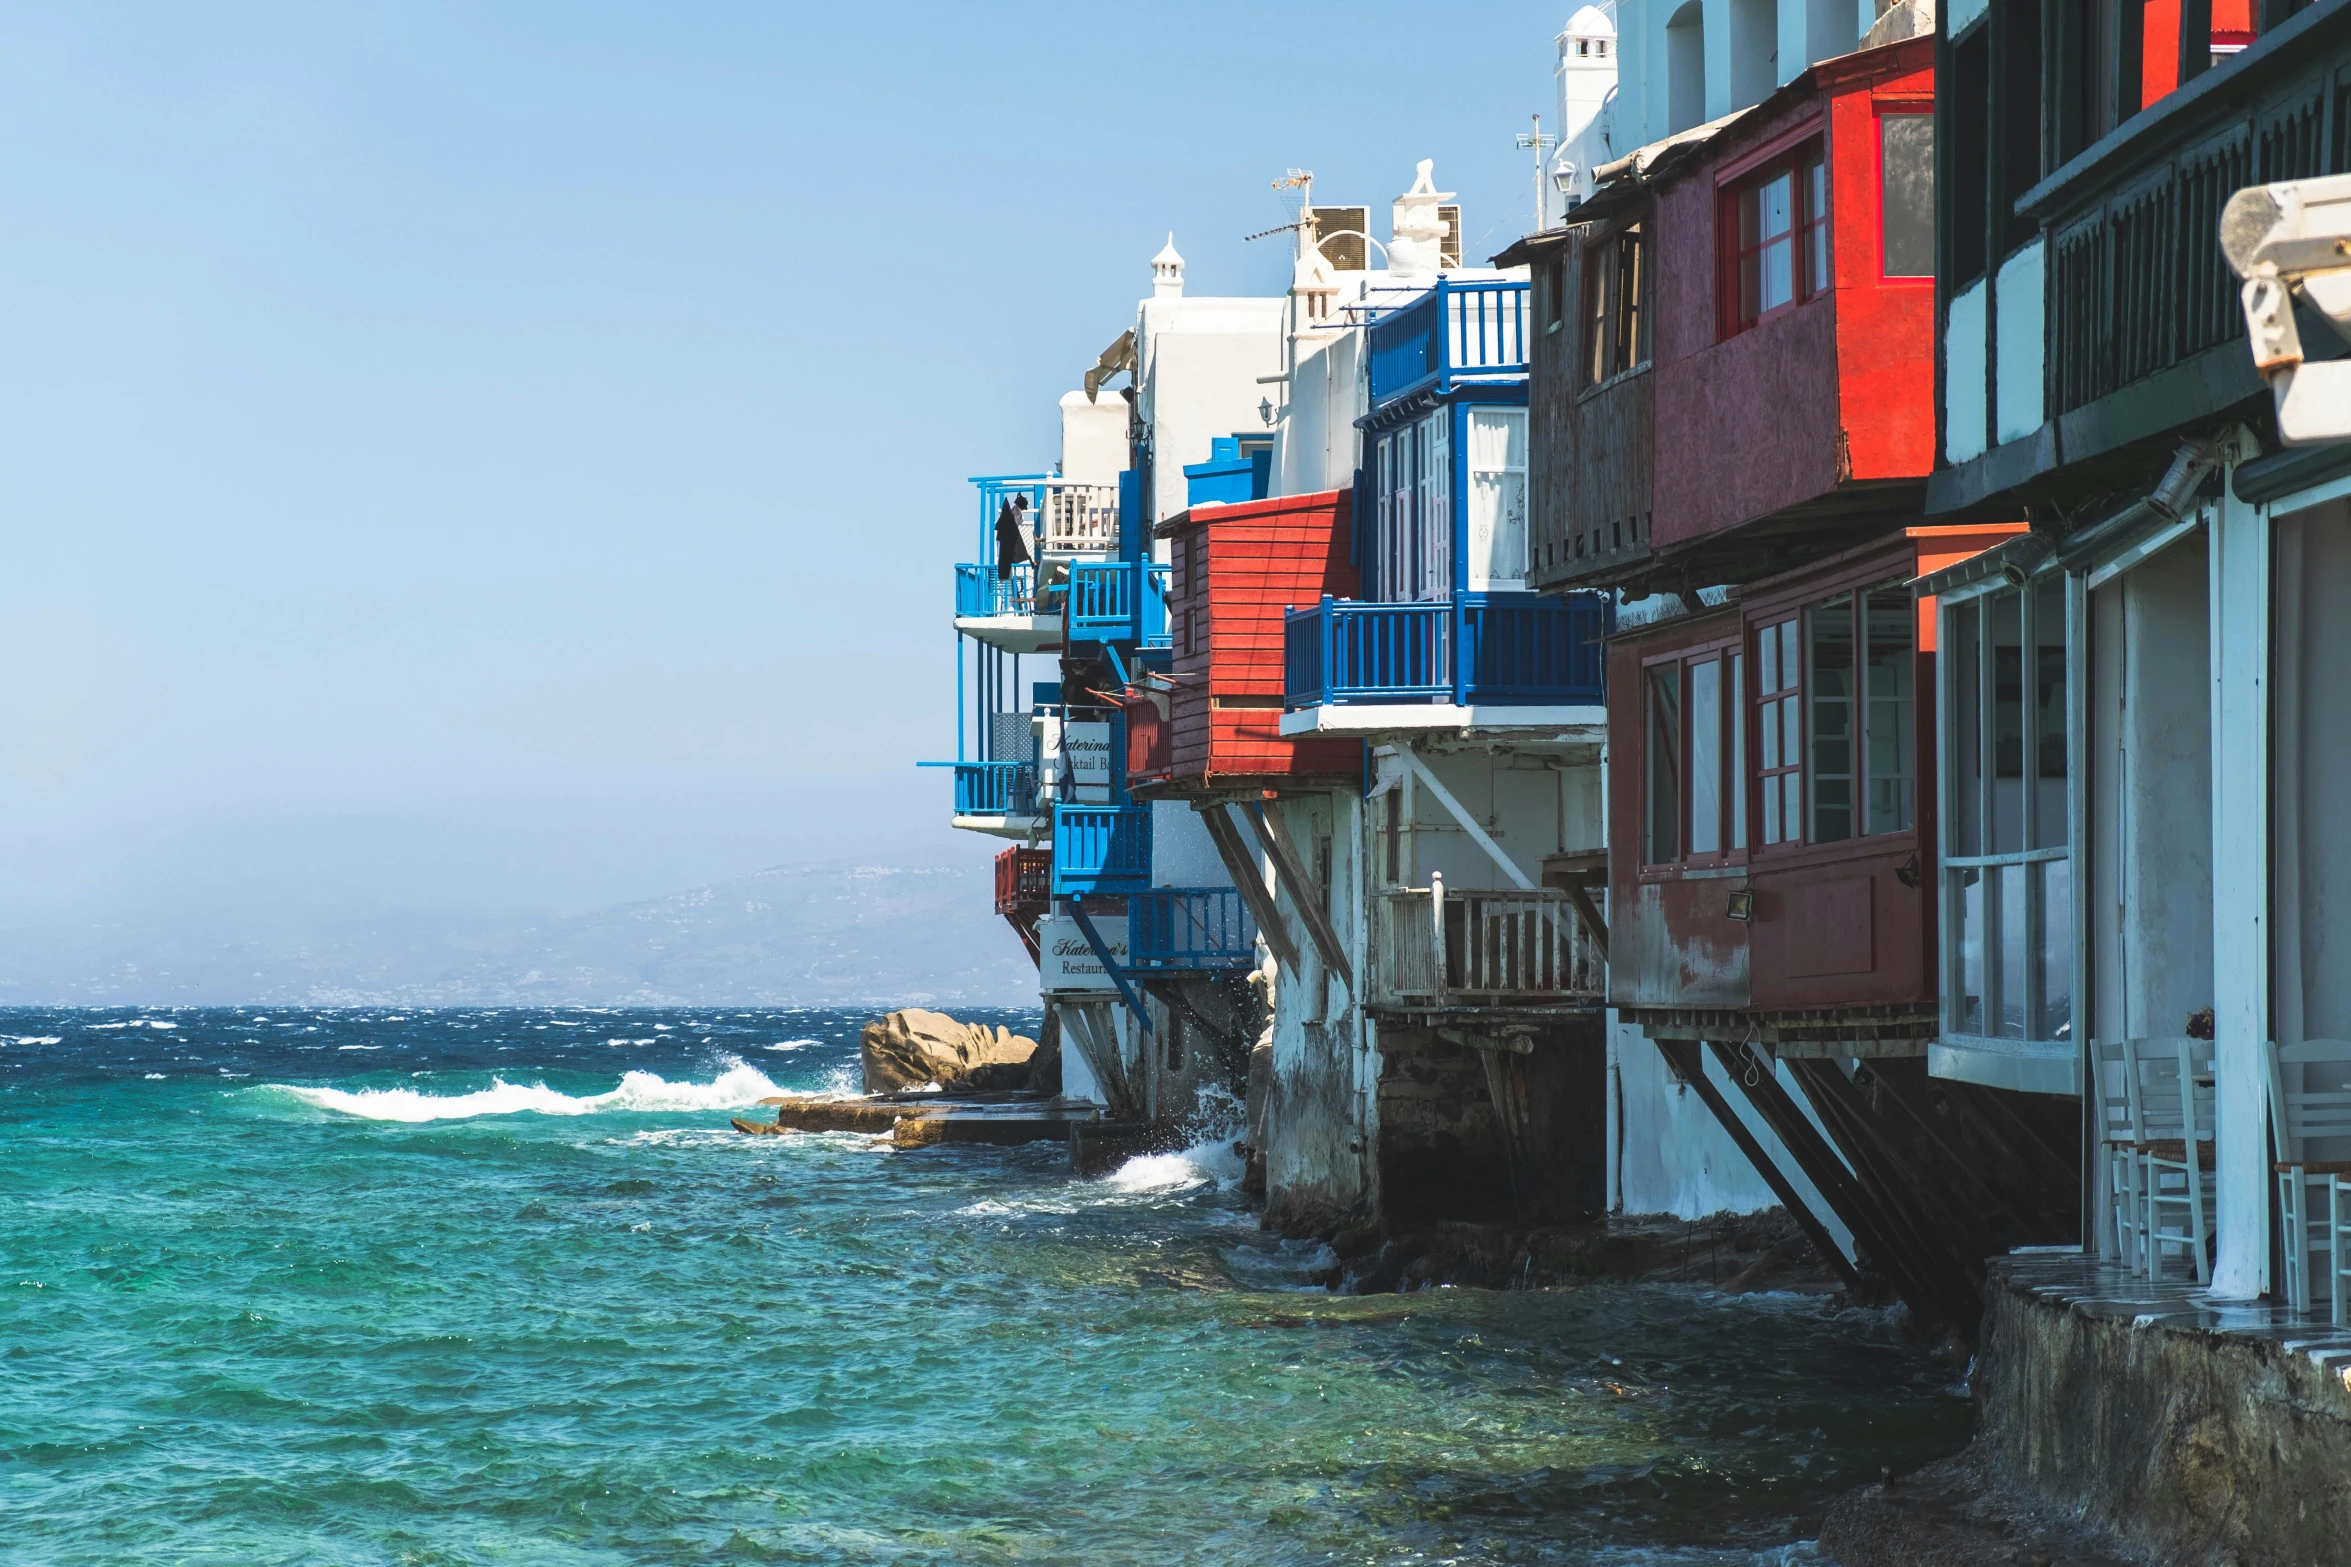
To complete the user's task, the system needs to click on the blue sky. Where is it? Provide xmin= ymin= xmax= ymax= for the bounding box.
xmin=0 ymin=1 xmax=1568 ymax=923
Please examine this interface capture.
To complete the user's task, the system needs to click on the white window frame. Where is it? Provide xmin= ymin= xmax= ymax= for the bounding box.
xmin=1466 ymin=405 xmax=1529 ymax=591
xmin=1935 ymin=566 xmax=2080 ymax=1052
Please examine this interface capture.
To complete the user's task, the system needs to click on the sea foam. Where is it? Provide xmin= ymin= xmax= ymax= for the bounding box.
xmin=265 ymin=1060 xmax=784 ymax=1122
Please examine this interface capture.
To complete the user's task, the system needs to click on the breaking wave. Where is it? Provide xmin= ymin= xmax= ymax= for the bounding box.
xmin=263 ymin=1060 xmax=784 ymax=1123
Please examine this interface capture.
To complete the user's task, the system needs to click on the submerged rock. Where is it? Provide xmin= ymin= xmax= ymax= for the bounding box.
xmin=859 ymin=1008 xmax=1038 ymax=1094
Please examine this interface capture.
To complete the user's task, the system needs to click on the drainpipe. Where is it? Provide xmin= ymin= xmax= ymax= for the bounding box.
xmin=2051 ymin=438 xmax=2221 ymax=571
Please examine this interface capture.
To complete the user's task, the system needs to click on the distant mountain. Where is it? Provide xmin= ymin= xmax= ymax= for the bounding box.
xmin=0 ymin=859 xmax=1037 ymax=1008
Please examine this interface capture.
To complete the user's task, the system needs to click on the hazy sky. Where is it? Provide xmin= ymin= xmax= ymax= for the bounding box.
xmin=0 ymin=1 xmax=1566 ymax=924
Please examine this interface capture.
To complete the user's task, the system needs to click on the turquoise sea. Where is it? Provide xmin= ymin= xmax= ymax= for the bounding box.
xmin=0 ymin=1008 xmax=1972 ymax=1565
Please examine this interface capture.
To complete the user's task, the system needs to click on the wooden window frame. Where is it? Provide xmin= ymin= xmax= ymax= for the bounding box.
xmin=1638 ymin=629 xmax=1748 ymax=874
xmin=1743 ymin=572 xmax=1923 ymax=863
xmin=1582 ymin=221 xmax=1650 ymax=389
xmin=1719 ymin=136 xmax=1828 ymax=339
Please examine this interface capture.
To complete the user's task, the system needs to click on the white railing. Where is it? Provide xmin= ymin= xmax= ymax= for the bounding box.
xmin=1038 ymin=481 xmax=1120 ymax=555
xmin=1374 ymin=875 xmax=1601 ymax=1007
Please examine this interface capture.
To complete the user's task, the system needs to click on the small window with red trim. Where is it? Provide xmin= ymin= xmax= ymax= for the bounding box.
xmin=1722 ymin=143 xmax=1826 ymax=337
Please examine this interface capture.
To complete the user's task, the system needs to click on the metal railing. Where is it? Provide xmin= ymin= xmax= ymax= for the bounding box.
xmin=955 ymin=561 xmax=1039 ymax=619
xmin=1366 ymin=278 xmax=1531 ymax=406
xmin=953 ymin=760 xmax=1039 ymax=817
xmin=1283 ymin=592 xmax=1607 ymax=708
xmin=994 ymin=846 xmax=1052 ymax=917
xmin=1068 ymin=560 xmax=1172 ymax=645
xmin=1052 ymin=803 xmax=1152 ymax=895
xmin=1127 ymin=887 xmax=1257 ymax=971
xmin=1374 ymin=880 xmax=1602 ymax=1007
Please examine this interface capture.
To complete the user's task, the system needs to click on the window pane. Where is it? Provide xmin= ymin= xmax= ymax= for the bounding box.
xmin=1758 ymin=621 xmax=1779 ymax=694
xmin=1779 ymin=622 xmax=1798 ymax=692
xmin=1647 ymin=666 xmax=1682 ymax=863
xmin=1763 ymin=775 xmax=1782 ymax=846
xmin=1761 ymin=691 xmax=1781 ymax=769
xmin=1758 ymin=172 xmax=1792 ymax=240
xmin=1999 ymin=859 xmax=2028 ymax=1039
xmin=1957 ymin=867 xmax=1986 ymax=1033
xmin=1784 ymin=768 xmax=1802 ymax=843
xmin=1782 ymin=700 xmax=1801 ymax=782
xmin=1863 ymin=586 xmax=1915 ymax=834
xmin=1730 ymin=652 xmax=1747 ymax=850
xmin=1880 ymin=113 xmax=1935 ymax=277
xmin=2036 ymin=857 xmax=2073 ymax=1043
xmin=1809 ymin=596 xmax=1854 ymax=843
xmin=1739 ymin=246 xmax=1762 ymax=323
xmin=1690 ymin=659 xmax=1722 ymax=855
xmin=1950 ymin=599 xmax=1981 ymax=857
xmin=1761 ymin=234 xmax=1793 ymax=313
xmin=2032 ymin=575 xmax=2068 ymax=850
xmin=1990 ymin=589 xmax=2025 ymax=853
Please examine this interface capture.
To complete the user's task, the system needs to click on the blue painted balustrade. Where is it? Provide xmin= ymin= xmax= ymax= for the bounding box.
xmin=1067 ymin=561 xmax=1173 ymax=646
xmin=1283 ymin=592 xmax=1608 ymax=709
xmin=1052 ymin=804 xmax=1152 ymax=896
xmin=954 ymin=760 xmax=1039 ymax=817
xmin=1365 ymin=278 xmax=1530 ymax=406
xmin=1127 ymin=888 xmax=1257 ymax=971
xmin=955 ymin=562 xmax=1038 ymax=619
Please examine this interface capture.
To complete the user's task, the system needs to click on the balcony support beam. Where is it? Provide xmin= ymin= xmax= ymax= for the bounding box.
xmin=1392 ymin=746 xmax=1534 ymax=891
xmin=1069 ymin=899 xmax=1152 ymax=1035
xmin=1198 ymin=804 xmax=1304 ymax=978
xmin=1245 ymin=802 xmax=1354 ymax=992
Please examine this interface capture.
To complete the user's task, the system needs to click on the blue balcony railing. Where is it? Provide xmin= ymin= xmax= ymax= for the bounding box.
xmin=1052 ymin=804 xmax=1152 ymax=895
xmin=1283 ymin=592 xmax=1608 ymax=709
xmin=954 ymin=760 xmax=1039 ymax=817
xmin=1067 ymin=561 xmax=1172 ymax=645
xmin=1366 ymin=278 xmax=1530 ymax=407
xmin=955 ymin=562 xmax=1039 ymax=619
xmin=1128 ymin=887 xmax=1257 ymax=971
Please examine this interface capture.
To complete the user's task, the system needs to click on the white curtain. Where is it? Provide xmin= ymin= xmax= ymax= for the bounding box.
xmin=1466 ymin=408 xmax=1528 ymax=590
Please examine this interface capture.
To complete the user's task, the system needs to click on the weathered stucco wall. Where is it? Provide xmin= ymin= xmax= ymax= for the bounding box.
xmin=1260 ymin=790 xmax=1369 ymax=1234
xmin=1978 ymin=1261 xmax=2351 ymax=1566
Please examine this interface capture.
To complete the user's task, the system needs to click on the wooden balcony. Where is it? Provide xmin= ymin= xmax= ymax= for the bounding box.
xmin=1372 ymin=882 xmax=1602 ymax=1012
xmin=1051 ymin=804 xmax=1152 ymax=896
xmin=1281 ymin=592 xmax=1608 ymax=710
xmin=1365 ymin=278 xmax=1530 ymax=406
xmin=1931 ymin=3 xmax=2351 ymax=514
xmin=993 ymin=846 xmax=1051 ymax=919
xmin=1066 ymin=560 xmax=1170 ymax=646
xmin=1127 ymin=887 xmax=1256 ymax=973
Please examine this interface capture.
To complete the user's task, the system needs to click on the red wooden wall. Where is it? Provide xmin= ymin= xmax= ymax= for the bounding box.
xmin=1648 ymin=36 xmax=1936 ymax=555
xmin=1159 ymin=489 xmax=1359 ymax=788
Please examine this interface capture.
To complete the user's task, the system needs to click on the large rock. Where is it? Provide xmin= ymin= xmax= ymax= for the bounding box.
xmin=859 ymin=1008 xmax=1038 ymax=1094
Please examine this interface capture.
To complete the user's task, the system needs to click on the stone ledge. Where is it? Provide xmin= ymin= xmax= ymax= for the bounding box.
xmin=1975 ymin=1251 xmax=2351 ymax=1567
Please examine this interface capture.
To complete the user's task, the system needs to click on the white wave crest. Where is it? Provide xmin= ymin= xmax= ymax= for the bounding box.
xmin=1102 ymin=1138 xmax=1245 ymax=1194
xmin=265 ymin=1060 xmax=784 ymax=1123
xmin=9 ymin=1036 xmax=63 ymax=1046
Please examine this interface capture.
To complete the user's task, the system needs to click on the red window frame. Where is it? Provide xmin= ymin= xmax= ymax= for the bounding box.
xmin=1639 ymin=635 xmax=1746 ymax=871
xmin=1719 ymin=139 xmax=1827 ymax=339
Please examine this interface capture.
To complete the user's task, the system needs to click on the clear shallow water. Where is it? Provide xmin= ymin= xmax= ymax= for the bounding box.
xmin=0 ymin=1008 xmax=1971 ymax=1565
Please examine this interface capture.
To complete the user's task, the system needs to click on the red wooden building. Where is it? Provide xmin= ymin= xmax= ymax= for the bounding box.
xmin=1128 ymin=489 xmax=1361 ymax=792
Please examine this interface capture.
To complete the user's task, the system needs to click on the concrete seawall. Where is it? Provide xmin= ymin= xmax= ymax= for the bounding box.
xmin=1975 ymin=1253 xmax=2351 ymax=1565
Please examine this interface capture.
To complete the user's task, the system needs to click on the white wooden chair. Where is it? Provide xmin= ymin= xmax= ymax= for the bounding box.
xmin=2126 ymin=1036 xmax=2216 ymax=1284
xmin=2267 ymin=1038 xmax=2351 ymax=1319
xmin=2092 ymin=1038 xmax=2142 ymax=1270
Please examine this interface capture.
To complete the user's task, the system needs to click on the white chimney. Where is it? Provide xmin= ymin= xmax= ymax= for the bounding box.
xmin=1389 ymin=160 xmax=1453 ymax=275
xmin=1151 ymin=234 xmax=1185 ymax=298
